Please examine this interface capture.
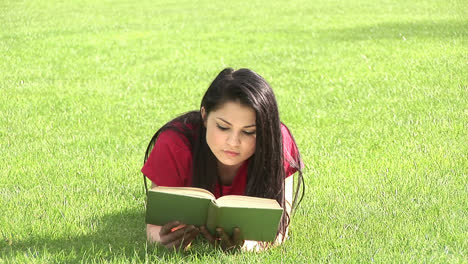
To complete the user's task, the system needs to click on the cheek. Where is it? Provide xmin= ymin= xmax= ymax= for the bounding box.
xmin=206 ymin=128 xmax=224 ymax=148
xmin=244 ymin=137 xmax=256 ymax=155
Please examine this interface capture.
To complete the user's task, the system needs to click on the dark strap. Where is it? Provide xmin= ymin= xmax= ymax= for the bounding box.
xmin=143 ymin=174 xmax=149 ymax=195
xmin=143 ymin=132 xmax=159 ymax=195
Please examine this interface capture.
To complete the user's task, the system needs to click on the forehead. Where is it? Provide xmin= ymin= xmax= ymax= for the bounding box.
xmin=209 ymin=101 xmax=256 ymax=125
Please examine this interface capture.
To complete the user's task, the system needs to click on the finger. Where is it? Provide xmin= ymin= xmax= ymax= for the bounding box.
xmin=232 ymin=227 xmax=244 ymax=246
xmin=164 ymin=226 xmax=197 ymax=250
xmin=159 ymin=221 xmax=181 ymax=236
xmin=165 ymin=238 xmax=183 ymax=250
xmin=200 ymin=226 xmax=216 ymax=244
xmin=171 ymin=224 xmax=187 ymax=232
xmin=181 ymin=228 xmax=200 ymax=249
xmin=216 ymin=228 xmax=232 ymax=248
xmin=161 ymin=225 xmax=194 ymax=245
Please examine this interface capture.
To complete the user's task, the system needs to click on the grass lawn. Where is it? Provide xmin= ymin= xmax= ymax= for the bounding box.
xmin=1 ymin=0 xmax=466 ymax=262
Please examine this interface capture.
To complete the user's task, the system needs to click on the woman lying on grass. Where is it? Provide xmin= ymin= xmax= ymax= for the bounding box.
xmin=142 ymin=68 xmax=304 ymax=251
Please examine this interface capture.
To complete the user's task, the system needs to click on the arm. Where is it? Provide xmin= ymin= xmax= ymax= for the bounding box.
xmin=143 ymin=129 xmax=197 ymax=250
xmin=245 ymin=175 xmax=294 ymax=251
xmin=277 ymin=174 xmax=293 ymax=242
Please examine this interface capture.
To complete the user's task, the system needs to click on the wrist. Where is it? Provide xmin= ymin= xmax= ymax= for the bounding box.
xmin=146 ymin=224 xmax=162 ymax=243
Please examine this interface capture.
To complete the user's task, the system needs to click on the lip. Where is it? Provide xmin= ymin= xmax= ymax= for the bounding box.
xmin=223 ymin=150 xmax=240 ymax=157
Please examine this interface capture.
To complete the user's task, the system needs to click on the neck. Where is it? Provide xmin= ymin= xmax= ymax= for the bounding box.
xmin=217 ymin=162 xmax=242 ymax=186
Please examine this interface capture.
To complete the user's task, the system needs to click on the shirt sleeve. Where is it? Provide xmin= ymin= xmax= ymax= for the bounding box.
xmin=281 ymin=123 xmax=303 ymax=177
xmin=141 ymin=129 xmax=193 ymax=187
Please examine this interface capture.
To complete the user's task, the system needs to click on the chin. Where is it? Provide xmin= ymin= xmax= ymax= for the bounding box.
xmin=218 ymin=157 xmax=242 ymax=167
xmin=219 ymin=160 xmax=239 ymax=166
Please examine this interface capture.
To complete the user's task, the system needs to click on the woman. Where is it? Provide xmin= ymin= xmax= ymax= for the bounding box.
xmin=142 ymin=68 xmax=304 ymax=251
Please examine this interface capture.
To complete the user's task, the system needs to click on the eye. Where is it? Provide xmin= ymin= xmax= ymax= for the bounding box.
xmin=243 ymin=130 xmax=256 ymax=136
xmin=216 ymin=124 xmax=229 ymax=131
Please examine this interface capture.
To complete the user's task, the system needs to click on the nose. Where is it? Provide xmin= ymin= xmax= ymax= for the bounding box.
xmin=227 ymin=132 xmax=241 ymax=147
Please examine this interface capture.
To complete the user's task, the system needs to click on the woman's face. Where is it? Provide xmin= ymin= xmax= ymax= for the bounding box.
xmin=202 ymin=101 xmax=256 ymax=169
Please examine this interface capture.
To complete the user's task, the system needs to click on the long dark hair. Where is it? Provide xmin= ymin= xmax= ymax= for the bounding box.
xmin=144 ymin=68 xmax=305 ymax=240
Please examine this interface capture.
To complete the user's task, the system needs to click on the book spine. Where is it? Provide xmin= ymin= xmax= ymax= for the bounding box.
xmin=205 ymin=200 xmax=219 ymax=235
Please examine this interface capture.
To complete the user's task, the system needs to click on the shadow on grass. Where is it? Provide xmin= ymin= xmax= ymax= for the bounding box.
xmin=1 ymin=208 xmax=219 ymax=263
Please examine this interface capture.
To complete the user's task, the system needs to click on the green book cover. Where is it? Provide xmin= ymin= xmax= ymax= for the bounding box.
xmin=145 ymin=187 xmax=283 ymax=242
xmin=145 ymin=187 xmax=212 ymax=226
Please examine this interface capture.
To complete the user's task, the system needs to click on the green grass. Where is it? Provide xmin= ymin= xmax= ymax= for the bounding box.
xmin=1 ymin=0 xmax=467 ymax=262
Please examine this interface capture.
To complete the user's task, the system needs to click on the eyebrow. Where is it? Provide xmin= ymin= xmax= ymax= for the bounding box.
xmin=216 ymin=118 xmax=256 ymax=128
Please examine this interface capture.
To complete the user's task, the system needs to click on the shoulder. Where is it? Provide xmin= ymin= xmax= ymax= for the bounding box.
xmin=155 ymin=111 xmax=201 ymax=149
xmin=156 ymin=120 xmax=200 ymax=149
xmin=280 ymin=122 xmax=303 ymax=176
xmin=142 ymin=124 xmax=196 ymax=187
xmin=280 ymin=123 xmax=295 ymax=147
xmin=156 ymin=127 xmax=191 ymax=150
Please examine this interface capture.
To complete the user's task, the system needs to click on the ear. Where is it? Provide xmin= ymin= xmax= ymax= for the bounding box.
xmin=201 ymin=107 xmax=207 ymax=127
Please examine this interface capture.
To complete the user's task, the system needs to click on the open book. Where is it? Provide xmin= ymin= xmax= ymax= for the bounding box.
xmin=145 ymin=186 xmax=283 ymax=242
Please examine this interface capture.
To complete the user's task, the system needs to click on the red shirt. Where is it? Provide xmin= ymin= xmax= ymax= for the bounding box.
xmin=142 ymin=123 xmax=300 ymax=198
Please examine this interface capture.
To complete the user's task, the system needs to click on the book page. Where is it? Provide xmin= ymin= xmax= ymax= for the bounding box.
xmin=215 ymin=195 xmax=282 ymax=209
xmin=151 ymin=186 xmax=215 ymax=200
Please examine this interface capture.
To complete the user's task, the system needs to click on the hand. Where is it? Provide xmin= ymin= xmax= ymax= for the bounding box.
xmin=200 ymin=226 xmax=244 ymax=251
xmin=158 ymin=221 xmax=199 ymax=251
